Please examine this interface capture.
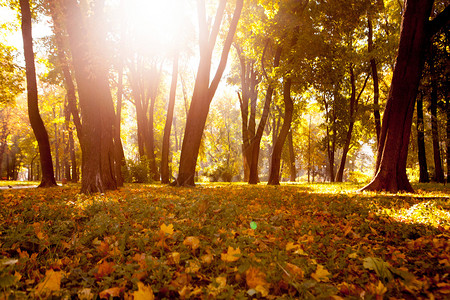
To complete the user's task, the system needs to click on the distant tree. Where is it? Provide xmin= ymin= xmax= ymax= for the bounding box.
xmin=20 ymin=0 xmax=57 ymax=187
xmin=176 ymin=0 xmax=243 ymax=186
xmin=416 ymin=91 xmax=429 ymax=183
xmin=361 ymin=1 xmax=449 ymax=192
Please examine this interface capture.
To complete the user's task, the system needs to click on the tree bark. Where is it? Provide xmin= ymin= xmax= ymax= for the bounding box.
xmin=416 ymin=92 xmax=429 ymax=182
xmin=288 ymin=129 xmax=296 ymax=182
xmin=20 ymin=0 xmax=57 ymax=188
xmin=368 ymin=16 xmax=381 ymax=145
xmin=161 ymin=53 xmax=179 ymax=184
xmin=336 ymin=67 xmax=369 ymax=182
xmin=176 ymin=0 xmax=243 ymax=186
xmin=268 ymin=78 xmax=294 ymax=185
xmin=447 ymin=92 xmax=450 ymax=183
xmin=248 ymin=45 xmax=282 ymax=184
xmin=62 ymin=0 xmax=117 ymax=193
xmin=429 ymin=52 xmax=445 ymax=183
xmin=361 ymin=0 xmax=436 ymax=193
xmin=114 ymin=56 xmax=125 ymax=187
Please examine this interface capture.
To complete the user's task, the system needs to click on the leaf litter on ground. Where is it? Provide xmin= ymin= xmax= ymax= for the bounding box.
xmin=0 ymin=182 xmax=449 ymax=299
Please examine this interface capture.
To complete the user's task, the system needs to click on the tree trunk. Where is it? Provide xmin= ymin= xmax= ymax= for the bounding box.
xmin=268 ymin=78 xmax=294 ymax=185
xmin=288 ymin=129 xmax=296 ymax=182
xmin=447 ymin=93 xmax=450 ymax=183
xmin=368 ymin=16 xmax=381 ymax=145
xmin=336 ymin=67 xmax=369 ymax=182
xmin=361 ymin=0 xmax=436 ymax=193
xmin=20 ymin=0 xmax=57 ymax=188
xmin=248 ymin=45 xmax=282 ymax=184
xmin=114 ymin=56 xmax=125 ymax=187
xmin=63 ymin=0 xmax=117 ymax=193
xmin=429 ymin=54 xmax=445 ymax=183
xmin=176 ymin=0 xmax=243 ymax=186
xmin=161 ymin=53 xmax=179 ymax=184
xmin=416 ymin=92 xmax=429 ymax=182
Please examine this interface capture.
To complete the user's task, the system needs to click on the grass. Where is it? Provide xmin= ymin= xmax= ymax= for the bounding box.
xmin=0 ymin=182 xmax=449 ymax=299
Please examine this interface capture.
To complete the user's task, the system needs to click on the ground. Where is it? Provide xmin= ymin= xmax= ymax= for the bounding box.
xmin=0 ymin=182 xmax=449 ymax=299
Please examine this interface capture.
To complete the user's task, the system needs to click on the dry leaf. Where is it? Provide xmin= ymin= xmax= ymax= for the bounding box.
xmin=160 ymin=223 xmax=174 ymax=235
xmin=311 ymin=264 xmax=331 ymax=282
xmin=133 ymin=282 xmax=154 ymax=300
xmin=35 ymin=269 xmax=64 ymax=297
xmin=99 ymin=287 xmax=123 ymax=299
xmin=221 ymin=246 xmax=241 ymax=262
xmin=183 ymin=236 xmax=200 ymax=250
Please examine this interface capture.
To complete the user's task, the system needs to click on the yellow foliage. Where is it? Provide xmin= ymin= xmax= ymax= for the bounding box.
xmin=183 ymin=236 xmax=200 ymax=250
xmin=160 ymin=223 xmax=174 ymax=235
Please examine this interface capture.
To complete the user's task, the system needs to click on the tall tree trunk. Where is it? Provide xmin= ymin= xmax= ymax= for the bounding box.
xmin=114 ymin=56 xmax=125 ymax=187
xmin=361 ymin=0 xmax=445 ymax=192
xmin=336 ymin=68 xmax=369 ymax=182
xmin=63 ymin=0 xmax=117 ymax=193
xmin=20 ymin=0 xmax=57 ymax=188
xmin=268 ymin=78 xmax=294 ymax=185
xmin=429 ymin=54 xmax=445 ymax=183
xmin=416 ymin=92 xmax=429 ymax=182
xmin=161 ymin=53 xmax=179 ymax=184
xmin=288 ymin=129 xmax=296 ymax=182
xmin=368 ymin=15 xmax=381 ymax=145
xmin=446 ymin=93 xmax=450 ymax=183
xmin=176 ymin=0 xmax=243 ymax=186
xmin=247 ymin=45 xmax=282 ymax=184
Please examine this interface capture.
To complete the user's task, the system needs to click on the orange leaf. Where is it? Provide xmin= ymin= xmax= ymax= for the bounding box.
xmin=160 ymin=223 xmax=174 ymax=235
xmin=95 ymin=261 xmax=115 ymax=279
xmin=99 ymin=287 xmax=123 ymax=299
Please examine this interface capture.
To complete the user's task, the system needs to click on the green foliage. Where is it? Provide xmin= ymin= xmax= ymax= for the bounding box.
xmin=126 ymin=157 xmax=150 ymax=183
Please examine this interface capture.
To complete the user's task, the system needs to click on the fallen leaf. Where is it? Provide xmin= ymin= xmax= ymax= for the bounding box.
xmin=221 ymin=246 xmax=241 ymax=262
xmin=183 ymin=236 xmax=200 ymax=250
xmin=246 ymin=267 xmax=270 ymax=296
xmin=160 ymin=223 xmax=174 ymax=235
xmin=35 ymin=269 xmax=64 ymax=297
xmin=133 ymin=282 xmax=154 ymax=300
xmin=311 ymin=264 xmax=331 ymax=282
xmin=99 ymin=287 xmax=123 ymax=299
xmin=95 ymin=261 xmax=115 ymax=279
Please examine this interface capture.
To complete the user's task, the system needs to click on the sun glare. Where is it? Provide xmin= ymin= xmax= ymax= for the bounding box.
xmin=123 ymin=0 xmax=193 ymax=54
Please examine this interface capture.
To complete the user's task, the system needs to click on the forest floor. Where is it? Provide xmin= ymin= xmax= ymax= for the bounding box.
xmin=0 ymin=182 xmax=449 ymax=299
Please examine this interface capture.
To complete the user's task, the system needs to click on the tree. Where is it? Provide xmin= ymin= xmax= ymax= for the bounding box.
xmin=161 ymin=54 xmax=179 ymax=184
xmin=61 ymin=0 xmax=118 ymax=193
xmin=175 ymin=0 xmax=243 ymax=186
xmin=20 ymin=0 xmax=57 ymax=187
xmin=361 ymin=1 xmax=449 ymax=192
xmin=416 ymin=91 xmax=429 ymax=182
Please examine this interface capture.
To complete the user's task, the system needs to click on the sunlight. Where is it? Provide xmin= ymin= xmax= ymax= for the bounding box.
xmin=122 ymin=0 xmax=193 ymax=54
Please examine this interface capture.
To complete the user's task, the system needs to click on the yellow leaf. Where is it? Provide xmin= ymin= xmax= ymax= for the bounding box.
xmin=185 ymin=260 xmax=201 ymax=274
xmin=285 ymin=242 xmax=298 ymax=251
xmin=255 ymin=284 xmax=269 ymax=297
xmin=201 ymin=250 xmax=214 ymax=264
xmin=311 ymin=264 xmax=331 ymax=282
xmin=168 ymin=252 xmax=180 ymax=265
xmin=160 ymin=223 xmax=174 ymax=235
xmin=183 ymin=236 xmax=200 ymax=250
xmin=246 ymin=267 xmax=269 ymax=289
xmin=133 ymin=282 xmax=154 ymax=300
xmin=348 ymin=252 xmax=358 ymax=259
xmin=215 ymin=276 xmax=227 ymax=289
xmin=35 ymin=269 xmax=63 ymax=296
xmin=221 ymin=246 xmax=241 ymax=262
